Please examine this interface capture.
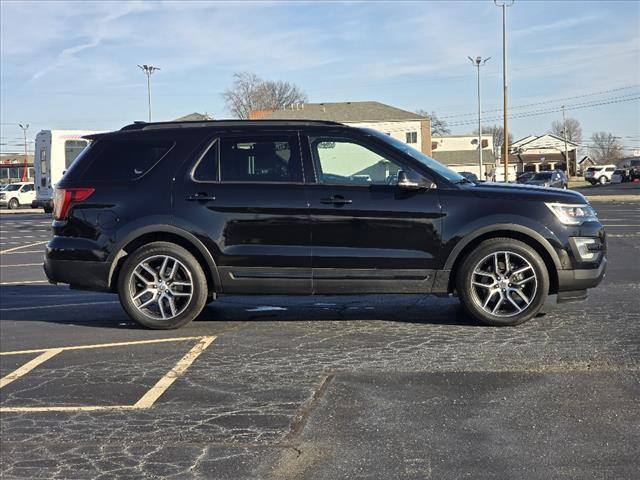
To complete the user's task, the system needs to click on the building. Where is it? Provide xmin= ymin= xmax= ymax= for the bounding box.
xmin=0 ymin=154 xmax=33 ymax=183
xmin=510 ymin=134 xmax=579 ymax=176
xmin=174 ymin=112 xmax=214 ymax=121
xmin=259 ymin=101 xmax=432 ymax=155
xmin=431 ymin=135 xmax=495 ymax=178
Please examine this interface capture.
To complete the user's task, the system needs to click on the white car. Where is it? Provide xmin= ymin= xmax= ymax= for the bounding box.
xmin=584 ymin=164 xmax=616 ymax=185
xmin=0 ymin=182 xmax=36 ymax=209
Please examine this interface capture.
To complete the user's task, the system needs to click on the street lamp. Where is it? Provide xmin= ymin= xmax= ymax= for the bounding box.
xmin=137 ymin=64 xmax=160 ymax=122
xmin=18 ymin=123 xmax=29 ymax=181
xmin=469 ymin=56 xmax=491 ymax=179
xmin=494 ymin=0 xmax=514 ymax=182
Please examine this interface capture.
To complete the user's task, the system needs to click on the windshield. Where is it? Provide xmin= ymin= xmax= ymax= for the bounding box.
xmin=533 ymin=172 xmax=552 ymax=180
xmin=5 ymin=184 xmax=21 ymax=191
xmin=364 ymin=128 xmax=465 ymax=183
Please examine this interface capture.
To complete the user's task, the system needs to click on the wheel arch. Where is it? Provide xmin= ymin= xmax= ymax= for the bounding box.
xmin=108 ymin=225 xmax=221 ymax=295
xmin=444 ymin=224 xmax=561 ymax=295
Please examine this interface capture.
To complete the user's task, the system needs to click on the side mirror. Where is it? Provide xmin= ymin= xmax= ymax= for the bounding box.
xmin=397 ymin=170 xmax=435 ymax=190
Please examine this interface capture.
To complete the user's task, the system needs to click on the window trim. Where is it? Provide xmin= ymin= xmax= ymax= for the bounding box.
xmin=188 ymin=132 xmax=305 ymax=185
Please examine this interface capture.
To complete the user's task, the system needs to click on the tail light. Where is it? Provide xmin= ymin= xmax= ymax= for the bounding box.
xmin=53 ymin=187 xmax=95 ymax=220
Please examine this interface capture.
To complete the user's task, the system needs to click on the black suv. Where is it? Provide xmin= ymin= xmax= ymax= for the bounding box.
xmin=44 ymin=120 xmax=606 ymax=329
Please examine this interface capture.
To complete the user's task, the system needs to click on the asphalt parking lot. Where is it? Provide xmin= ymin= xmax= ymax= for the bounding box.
xmin=1 ymin=201 xmax=639 ymax=479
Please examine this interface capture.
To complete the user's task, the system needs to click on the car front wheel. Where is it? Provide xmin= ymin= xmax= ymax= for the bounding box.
xmin=8 ymin=198 xmax=19 ymax=209
xmin=456 ymin=238 xmax=549 ymax=326
xmin=117 ymin=242 xmax=208 ymax=329
xmin=598 ymin=176 xmax=607 ymax=185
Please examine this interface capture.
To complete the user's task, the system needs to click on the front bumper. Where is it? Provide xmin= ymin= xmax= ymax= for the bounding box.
xmin=557 ymin=256 xmax=607 ymax=291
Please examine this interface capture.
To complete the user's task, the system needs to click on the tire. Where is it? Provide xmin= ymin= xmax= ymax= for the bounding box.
xmin=456 ymin=238 xmax=549 ymax=326
xmin=43 ymin=205 xmax=53 ymax=214
xmin=117 ymin=241 xmax=208 ymax=329
xmin=598 ymin=176 xmax=607 ymax=185
xmin=8 ymin=198 xmax=19 ymax=210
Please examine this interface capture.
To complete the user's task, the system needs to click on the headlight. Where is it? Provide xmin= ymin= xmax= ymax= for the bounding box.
xmin=545 ymin=203 xmax=598 ymax=225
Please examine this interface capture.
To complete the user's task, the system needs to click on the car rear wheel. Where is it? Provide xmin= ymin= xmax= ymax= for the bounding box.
xmin=117 ymin=242 xmax=208 ymax=329
xmin=8 ymin=198 xmax=19 ymax=209
xmin=598 ymin=176 xmax=607 ymax=185
xmin=456 ymin=238 xmax=549 ymax=326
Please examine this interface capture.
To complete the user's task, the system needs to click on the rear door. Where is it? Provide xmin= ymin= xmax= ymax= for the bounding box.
xmin=174 ymin=130 xmax=311 ymax=294
xmin=301 ymin=131 xmax=442 ymax=294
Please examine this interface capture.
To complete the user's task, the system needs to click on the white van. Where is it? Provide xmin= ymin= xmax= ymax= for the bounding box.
xmin=32 ymin=130 xmax=99 ymax=212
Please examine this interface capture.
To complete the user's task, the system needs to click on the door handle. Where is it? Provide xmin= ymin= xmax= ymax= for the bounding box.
xmin=186 ymin=192 xmax=216 ymax=201
xmin=320 ymin=196 xmax=353 ymax=205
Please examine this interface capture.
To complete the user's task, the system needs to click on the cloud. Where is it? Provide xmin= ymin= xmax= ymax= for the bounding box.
xmin=512 ymin=14 xmax=599 ymax=38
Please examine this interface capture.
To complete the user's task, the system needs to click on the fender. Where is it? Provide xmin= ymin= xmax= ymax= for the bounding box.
xmin=443 ymin=222 xmax=563 ymax=271
xmin=107 ymin=223 xmax=222 ymax=292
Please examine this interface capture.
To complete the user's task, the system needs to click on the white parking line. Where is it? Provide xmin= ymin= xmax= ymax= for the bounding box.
xmin=0 ymin=280 xmax=49 ymax=286
xmin=0 ymin=301 xmax=119 ymax=312
xmin=0 ymin=263 xmax=42 ymax=268
xmin=0 ymin=241 xmax=47 ymax=254
xmin=0 ymin=250 xmax=44 ymax=255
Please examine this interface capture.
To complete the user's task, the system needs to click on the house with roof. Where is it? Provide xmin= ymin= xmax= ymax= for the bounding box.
xmin=431 ymin=134 xmax=495 ymax=178
xmin=509 ymin=133 xmax=580 ymax=176
xmin=174 ymin=112 xmax=214 ymax=121
xmin=256 ymin=101 xmax=432 ymax=155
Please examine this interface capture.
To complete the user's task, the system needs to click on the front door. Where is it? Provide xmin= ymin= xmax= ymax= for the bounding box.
xmin=302 ymin=133 xmax=443 ymax=294
xmin=174 ymin=131 xmax=311 ymax=294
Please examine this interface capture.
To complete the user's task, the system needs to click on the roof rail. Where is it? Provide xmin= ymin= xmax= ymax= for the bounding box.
xmin=120 ymin=119 xmax=346 ymax=131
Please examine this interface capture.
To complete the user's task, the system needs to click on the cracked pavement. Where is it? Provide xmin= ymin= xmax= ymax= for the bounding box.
xmin=1 ymin=203 xmax=639 ymax=479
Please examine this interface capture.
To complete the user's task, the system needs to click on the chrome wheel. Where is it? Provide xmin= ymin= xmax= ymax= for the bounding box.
xmin=470 ymin=251 xmax=538 ymax=318
xmin=128 ymin=255 xmax=194 ymax=321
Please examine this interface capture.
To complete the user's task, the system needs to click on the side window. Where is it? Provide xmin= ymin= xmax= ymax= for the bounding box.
xmin=606 ymin=167 xmax=615 ymax=172
xmin=309 ymin=136 xmax=406 ymax=185
xmin=192 ymin=139 xmax=219 ymax=182
xmin=21 ymin=184 xmax=33 ymax=192
xmin=81 ymin=139 xmax=174 ymax=181
xmin=219 ymin=136 xmax=301 ymax=183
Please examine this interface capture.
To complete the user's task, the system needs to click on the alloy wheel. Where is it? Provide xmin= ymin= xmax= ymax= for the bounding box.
xmin=469 ymin=251 xmax=538 ymax=318
xmin=128 ymin=255 xmax=194 ymax=320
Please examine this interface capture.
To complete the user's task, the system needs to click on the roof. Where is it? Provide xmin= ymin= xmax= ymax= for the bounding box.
xmin=432 ymin=150 xmax=496 ymax=166
xmin=511 ymin=133 xmax=579 ymax=149
xmin=173 ymin=112 xmax=214 ymax=121
xmin=119 ymin=119 xmax=345 ymax=132
xmin=263 ymin=101 xmax=426 ymax=123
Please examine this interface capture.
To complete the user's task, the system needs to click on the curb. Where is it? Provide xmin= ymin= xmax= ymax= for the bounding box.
xmin=586 ymin=195 xmax=640 ymax=202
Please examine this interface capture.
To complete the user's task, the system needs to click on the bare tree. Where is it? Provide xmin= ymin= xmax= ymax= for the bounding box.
xmin=222 ymin=72 xmax=308 ymax=119
xmin=551 ymin=117 xmax=582 ymax=144
xmin=589 ymin=132 xmax=623 ymax=164
xmin=416 ymin=110 xmax=451 ymax=136
xmin=473 ymin=124 xmax=513 ymax=153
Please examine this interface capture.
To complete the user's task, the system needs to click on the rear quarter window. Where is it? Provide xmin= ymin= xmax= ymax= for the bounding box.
xmin=79 ymin=138 xmax=174 ymax=181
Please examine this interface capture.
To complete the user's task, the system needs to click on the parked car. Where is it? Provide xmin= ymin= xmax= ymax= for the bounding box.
xmin=0 ymin=182 xmax=36 ymax=209
xmin=584 ymin=165 xmax=616 ymax=185
xmin=525 ymin=170 xmax=568 ymax=189
xmin=611 ymin=169 xmax=628 ymax=184
xmin=516 ymin=171 xmax=535 ymax=184
xmin=628 ymin=159 xmax=640 ymax=181
xmin=44 ymin=120 xmax=607 ymax=329
xmin=459 ymin=171 xmax=478 ymax=183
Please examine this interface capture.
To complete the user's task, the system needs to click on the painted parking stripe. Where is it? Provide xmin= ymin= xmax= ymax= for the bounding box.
xmin=0 ymin=336 xmax=216 ymax=413
xmin=0 ymin=301 xmax=119 ymax=312
xmin=0 ymin=250 xmax=44 ymax=255
xmin=0 ymin=280 xmax=49 ymax=286
xmin=0 ymin=241 xmax=47 ymax=254
xmin=0 ymin=263 xmax=42 ymax=268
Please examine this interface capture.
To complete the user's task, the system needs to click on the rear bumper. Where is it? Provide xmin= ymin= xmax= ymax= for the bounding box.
xmin=31 ymin=199 xmax=53 ymax=209
xmin=557 ymin=256 xmax=607 ymax=291
xmin=44 ymin=257 xmax=112 ymax=292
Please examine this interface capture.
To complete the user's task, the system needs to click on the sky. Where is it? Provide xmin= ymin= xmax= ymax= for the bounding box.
xmin=1 ymin=0 xmax=639 ymax=155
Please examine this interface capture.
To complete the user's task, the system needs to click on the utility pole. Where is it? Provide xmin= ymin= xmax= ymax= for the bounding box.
xmin=18 ymin=123 xmax=29 ymax=182
xmin=469 ymin=56 xmax=491 ymax=179
xmin=495 ymin=0 xmax=514 ymax=182
xmin=137 ymin=64 xmax=160 ymax=122
xmin=561 ymin=105 xmax=570 ymax=175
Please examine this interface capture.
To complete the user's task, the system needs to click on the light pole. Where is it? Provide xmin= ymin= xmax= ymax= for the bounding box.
xmin=561 ymin=105 xmax=570 ymax=175
xmin=495 ymin=0 xmax=514 ymax=182
xmin=469 ymin=56 xmax=491 ymax=179
xmin=18 ymin=123 xmax=29 ymax=181
xmin=137 ymin=64 xmax=160 ymax=122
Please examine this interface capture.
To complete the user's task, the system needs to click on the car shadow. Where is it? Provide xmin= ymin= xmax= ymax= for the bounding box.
xmin=0 ymin=285 xmax=481 ymax=329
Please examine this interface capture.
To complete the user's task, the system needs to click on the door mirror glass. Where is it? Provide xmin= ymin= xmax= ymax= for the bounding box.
xmin=397 ymin=170 xmax=435 ymax=190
